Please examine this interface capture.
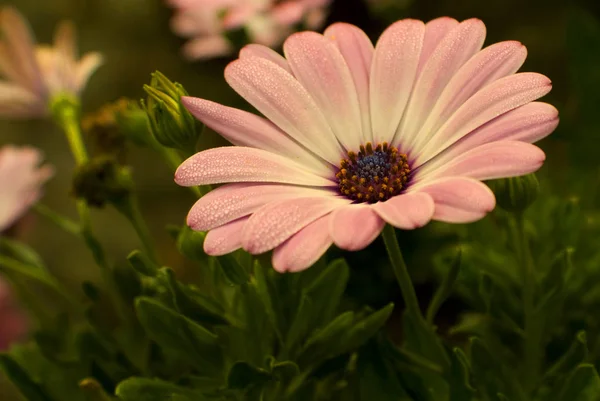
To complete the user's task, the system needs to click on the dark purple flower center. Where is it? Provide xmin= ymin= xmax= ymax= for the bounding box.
xmin=336 ymin=142 xmax=411 ymax=204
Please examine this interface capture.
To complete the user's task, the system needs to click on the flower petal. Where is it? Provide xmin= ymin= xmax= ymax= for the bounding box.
xmin=75 ymin=52 xmax=103 ymax=94
xmin=187 ymin=183 xmax=336 ymax=231
xmin=410 ymin=41 xmax=527 ymax=154
xmin=0 ymin=7 xmax=43 ymax=94
xmin=272 ymin=215 xmax=333 ymax=273
xmin=324 ymin=22 xmax=374 ymax=145
xmin=225 ymin=55 xmax=343 ymax=163
xmin=370 ymin=19 xmax=425 ymax=145
xmin=416 ymin=72 xmax=552 ymax=166
xmin=204 ymin=217 xmax=247 ymax=256
xmin=284 ymin=31 xmax=363 ymax=152
xmin=372 ymin=192 xmax=434 ymax=229
xmin=418 ymin=141 xmax=545 ymax=182
xmin=329 ymin=205 xmax=384 ymax=251
xmin=417 ymin=17 xmax=459 ymax=74
xmin=181 ymin=96 xmax=330 ymax=175
xmin=242 ymin=196 xmax=348 ymax=254
xmin=418 ymin=102 xmax=558 ymax=170
xmin=239 ymin=44 xmax=292 ymax=74
xmin=412 ymin=177 xmax=496 ymax=223
xmin=398 ymin=19 xmax=486 ymax=150
xmin=175 ymin=147 xmax=335 ymax=187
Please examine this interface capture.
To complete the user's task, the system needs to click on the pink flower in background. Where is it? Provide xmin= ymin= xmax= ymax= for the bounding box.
xmin=175 ymin=18 xmax=558 ymax=272
xmin=168 ymin=0 xmax=332 ymax=60
xmin=0 ymin=277 xmax=28 ymax=350
xmin=0 ymin=7 xmax=103 ymax=119
xmin=0 ymin=146 xmax=53 ymax=232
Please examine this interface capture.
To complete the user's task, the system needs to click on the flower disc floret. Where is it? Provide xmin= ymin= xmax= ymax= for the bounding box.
xmin=336 ymin=142 xmax=411 ymax=203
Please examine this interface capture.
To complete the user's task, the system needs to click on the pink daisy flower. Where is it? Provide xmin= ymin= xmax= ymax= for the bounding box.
xmin=168 ymin=0 xmax=331 ymax=60
xmin=175 ymin=18 xmax=559 ymax=272
xmin=0 ymin=7 xmax=103 ymax=119
xmin=0 ymin=146 xmax=53 ymax=232
xmin=0 ymin=276 xmax=28 ymax=350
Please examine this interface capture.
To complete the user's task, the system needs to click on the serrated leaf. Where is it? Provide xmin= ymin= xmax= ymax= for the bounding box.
xmin=135 ymin=297 xmax=222 ymax=372
xmin=286 ymin=295 xmax=314 ymax=352
xmin=299 ymin=311 xmax=355 ymax=364
xmin=116 ymin=377 xmax=206 ymax=401
xmin=403 ymin=310 xmax=450 ymax=369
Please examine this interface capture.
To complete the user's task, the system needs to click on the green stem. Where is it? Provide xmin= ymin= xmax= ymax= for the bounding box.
xmin=119 ymin=197 xmax=158 ymax=264
xmin=33 ymin=203 xmax=81 ymax=237
xmin=381 ymin=224 xmax=423 ymax=319
xmin=514 ymin=213 xmax=539 ymax=392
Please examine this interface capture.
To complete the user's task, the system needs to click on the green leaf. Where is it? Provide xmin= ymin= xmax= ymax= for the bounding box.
xmin=216 ymin=253 xmax=249 ymax=285
xmin=127 ymin=250 xmax=158 ymax=277
xmin=160 ymin=267 xmax=228 ymax=326
xmin=303 ymin=259 xmax=350 ymax=327
xmin=116 ymin=377 xmax=206 ymax=401
xmin=252 ymin=261 xmax=283 ymax=342
xmin=340 ymin=303 xmax=394 ymax=353
xmin=446 ymin=348 xmax=475 ymax=401
xmin=113 ymin=262 xmax=143 ymax=304
xmin=227 ymin=361 xmax=271 ymax=390
xmin=558 ymin=364 xmax=600 ymax=401
xmin=546 ymin=331 xmax=588 ymax=378
xmin=286 ymin=295 xmax=314 ymax=352
xmin=403 ymin=311 xmax=450 ymax=369
xmin=300 ymin=311 xmax=355 ymax=364
xmin=0 ymin=237 xmax=46 ymax=270
xmin=134 ymin=297 xmax=222 ymax=372
xmin=0 ymin=354 xmax=54 ymax=401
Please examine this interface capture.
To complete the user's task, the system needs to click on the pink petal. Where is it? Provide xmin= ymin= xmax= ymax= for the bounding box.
xmin=329 ymin=205 xmax=384 ymax=251
xmin=417 ymin=17 xmax=459 ymax=74
xmin=283 ymin=31 xmax=363 ymax=151
xmin=272 ymin=215 xmax=333 ymax=273
xmin=416 ymin=72 xmax=552 ymax=166
xmin=239 ymin=44 xmax=292 ymax=74
xmin=204 ymin=217 xmax=247 ymax=256
xmin=418 ymin=141 xmax=545 ymax=182
xmin=410 ymin=41 xmax=527 ymax=154
xmin=324 ymin=23 xmax=374 ymax=145
xmin=370 ymin=19 xmax=425 ymax=145
xmin=372 ymin=192 xmax=434 ymax=229
xmin=242 ymin=196 xmax=348 ymax=254
xmin=174 ymin=147 xmax=335 ymax=187
xmin=418 ymin=102 xmax=558 ymax=170
xmin=182 ymin=36 xmax=233 ymax=60
xmin=187 ymin=183 xmax=336 ymax=231
xmin=225 ymin=55 xmax=344 ymax=163
xmin=74 ymin=52 xmax=103 ymax=94
xmin=412 ymin=177 xmax=496 ymax=223
xmin=270 ymin=2 xmax=305 ymax=26
xmin=181 ymin=96 xmax=329 ymax=175
xmin=399 ymin=19 xmax=486 ymax=150
xmin=0 ymin=7 xmax=43 ymax=94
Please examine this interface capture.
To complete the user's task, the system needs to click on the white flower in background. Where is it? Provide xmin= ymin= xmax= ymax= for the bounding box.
xmin=167 ymin=0 xmax=332 ymax=60
xmin=0 ymin=145 xmax=53 ymax=232
xmin=0 ymin=7 xmax=103 ymax=119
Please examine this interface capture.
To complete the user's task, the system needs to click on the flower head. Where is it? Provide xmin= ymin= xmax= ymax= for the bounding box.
xmin=168 ymin=0 xmax=332 ymax=60
xmin=0 ymin=276 xmax=28 ymax=350
xmin=0 ymin=146 xmax=53 ymax=232
xmin=175 ymin=18 xmax=559 ymax=272
xmin=0 ymin=7 xmax=103 ymax=119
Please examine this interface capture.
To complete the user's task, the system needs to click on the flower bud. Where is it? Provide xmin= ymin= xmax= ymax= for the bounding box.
xmin=71 ymin=156 xmax=132 ymax=208
xmin=488 ymin=173 xmax=540 ymax=213
xmin=143 ymin=71 xmax=201 ymax=151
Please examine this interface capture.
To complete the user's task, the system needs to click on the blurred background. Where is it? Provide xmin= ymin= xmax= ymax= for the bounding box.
xmin=1 ymin=0 xmax=600 ymax=343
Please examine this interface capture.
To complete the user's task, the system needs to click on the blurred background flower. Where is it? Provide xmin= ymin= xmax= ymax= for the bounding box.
xmin=167 ymin=0 xmax=333 ymax=59
xmin=0 ymin=7 xmax=102 ymax=119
